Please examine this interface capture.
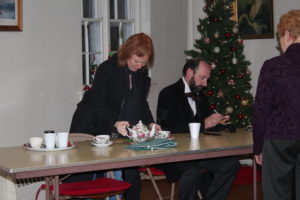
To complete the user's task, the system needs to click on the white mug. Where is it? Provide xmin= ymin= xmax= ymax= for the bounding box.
xmin=29 ymin=137 xmax=43 ymax=149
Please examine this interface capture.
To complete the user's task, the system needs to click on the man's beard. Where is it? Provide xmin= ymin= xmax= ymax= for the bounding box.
xmin=189 ymin=76 xmax=203 ymax=93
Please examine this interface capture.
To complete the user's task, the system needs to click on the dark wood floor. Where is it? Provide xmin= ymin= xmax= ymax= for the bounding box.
xmin=140 ymin=179 xmax=263 ymax=200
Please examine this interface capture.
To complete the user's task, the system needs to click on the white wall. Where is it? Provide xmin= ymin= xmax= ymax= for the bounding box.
xmin=148 ymin=0 xmax=188 ymax=119
xmin=0 ymin=0 xmax=82 ymax=147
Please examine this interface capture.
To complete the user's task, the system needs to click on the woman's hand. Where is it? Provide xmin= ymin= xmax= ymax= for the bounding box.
xmin=149 ymin=123 xmax=162 ymax=132
xmin=114 ymin=121 xmax=130 ymax=136
xmin=255 ymin=154 xmax=262 ymax=165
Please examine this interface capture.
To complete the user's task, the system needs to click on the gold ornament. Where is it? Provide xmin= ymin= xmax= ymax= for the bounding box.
xmin=214 ymin=31 xmax=220 ymax=38
xmin=241 ymin=99 xmax=249 ymax=106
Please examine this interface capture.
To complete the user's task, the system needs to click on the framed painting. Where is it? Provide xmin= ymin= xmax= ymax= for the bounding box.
xmin=235 ymin=0 xmax=274 ymax=39
xmin=0 ymin=0 xmax=22 ymax=31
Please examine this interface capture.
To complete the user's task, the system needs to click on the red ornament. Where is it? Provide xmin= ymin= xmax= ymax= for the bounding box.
xmin=220 ymin=69 xmax=226 ymax=74
xmin=231 ymin=46 xmax=237 ymax=51
xmin=239 ymin=39 xmax=243 ymax=44
xmin=83 ymin=85 xmax=91 ymax=91
xmin=235 ymin=95 xmax=241 ymax=100
xmin=210 ymin=104 xmax=216 ymax=110
xmin=207 ymin=90 xmax=213 ymax=96
xmin=239 ymin=74 xmax=244 ymax=79
xmin=237 ymin=114 xmax=244 ymax=119
xmin=225 ymin=32 xmax=231 ymax=38
xmin=204 ymin=37 xmax=210 ymax=44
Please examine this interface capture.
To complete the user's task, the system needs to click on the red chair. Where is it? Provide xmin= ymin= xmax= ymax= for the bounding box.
xmin=35 ymin=133 xmax=131 ymax=200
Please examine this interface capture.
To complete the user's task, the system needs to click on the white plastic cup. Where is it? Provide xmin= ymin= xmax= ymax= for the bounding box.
xmin=56 ymin=132 xmax=69 ymax=148
xmin=44 ymin=133 xmax=56 ymax=149
xmin=189 ymin=123 xmax=201 ymax=139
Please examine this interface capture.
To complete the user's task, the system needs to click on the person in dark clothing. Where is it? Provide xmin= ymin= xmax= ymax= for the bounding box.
xmin=156 ymin=59 xmax=240 ymax=200
xmin=252 ymin=10 xmax=300 ymax=200
xmin=69 ymin=33 xmax=161 ymax=200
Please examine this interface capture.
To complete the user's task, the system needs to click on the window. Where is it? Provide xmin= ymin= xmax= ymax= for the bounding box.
xmin=81 ymin=0 xmax=150 ymax=85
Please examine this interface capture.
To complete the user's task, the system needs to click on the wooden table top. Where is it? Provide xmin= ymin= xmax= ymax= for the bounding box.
xmin=0 ymin=128 xmax=253 ymax=179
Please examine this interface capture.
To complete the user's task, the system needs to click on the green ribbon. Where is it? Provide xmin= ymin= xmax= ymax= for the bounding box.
xmin=126 ymin=139 xmax=177 ymax=151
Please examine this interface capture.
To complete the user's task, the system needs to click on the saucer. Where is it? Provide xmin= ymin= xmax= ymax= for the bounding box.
xmin=24 ymin=142 xmax=76 ymax=151
xmin=92 ymin=141 xmax=113 ymax=148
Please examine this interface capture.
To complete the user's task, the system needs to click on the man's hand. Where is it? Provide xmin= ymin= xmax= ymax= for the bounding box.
xmin=219 ymin=115 xmax=230 ymax=125
xmin=204 ymin=113 xmax=225 ymax=129
xmin=114 ymin=121 xmax=130 ymax=136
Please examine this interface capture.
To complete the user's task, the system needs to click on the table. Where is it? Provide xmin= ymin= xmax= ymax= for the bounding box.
xmin=0 ymin=128 xmax=255 ymax=200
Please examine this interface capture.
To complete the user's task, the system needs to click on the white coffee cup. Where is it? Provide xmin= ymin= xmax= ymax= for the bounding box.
xmin=44 ymin=133 xmax=56 ymax=149
xmin=56 ymin=132 xmax=69 ymax=148
xmin=189 ymin=123 xmax=201 ymax=139
xmin=156 ymin=131 xmax=170 ymax=139
xmin=94 ymin=135 xmax=110 ymax=144
xmin=29 ymin=137 xmax=43 ymax=149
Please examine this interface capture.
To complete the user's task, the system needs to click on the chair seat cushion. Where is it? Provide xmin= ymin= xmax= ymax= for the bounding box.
xmin=59 ymin=177 xmax=131 ymax=196
xmin=140 ymin=167 xmax=165 ymax=176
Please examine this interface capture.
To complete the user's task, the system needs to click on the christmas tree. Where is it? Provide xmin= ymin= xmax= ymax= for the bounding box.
xmin=185 ymin=0 xmax=253 ymax=128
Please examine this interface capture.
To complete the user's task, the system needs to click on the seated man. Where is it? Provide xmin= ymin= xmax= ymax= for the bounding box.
xmin=156 ymin=59 xmax=240 ymax=200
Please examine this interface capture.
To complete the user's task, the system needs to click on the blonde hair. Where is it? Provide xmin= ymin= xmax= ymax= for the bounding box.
xmin=117 ymin=33 xmax=154 ymax=68
xmin=277 ymin=10 xmax=300 ymax=38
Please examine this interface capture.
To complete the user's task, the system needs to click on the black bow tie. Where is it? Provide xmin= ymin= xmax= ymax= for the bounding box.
xmin=185 ymin=92 xmax=202 ymax=102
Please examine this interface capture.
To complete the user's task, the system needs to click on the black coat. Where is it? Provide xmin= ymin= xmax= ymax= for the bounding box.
xmin=157 ymin=79 xmax=211 ymax=133
xmin=70 ymin=55 xmax=154 ymax=135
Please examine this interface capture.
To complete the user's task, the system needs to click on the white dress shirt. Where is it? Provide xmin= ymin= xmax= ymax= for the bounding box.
xmin=182 ymin=77 xmax=196 ymax=116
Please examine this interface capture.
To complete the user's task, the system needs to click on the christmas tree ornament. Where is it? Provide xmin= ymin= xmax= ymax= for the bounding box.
xmin=237 ymin=114 xmax=244 ymax=119
xmin=214 ymin=31 xmax=220 ymax=38
xmin=210 ymin=104 xmax=216 ymax=110
xmin=238 ymin=38 xmax=243 ymax=44
xmin=225 ymin=32 xmax=231 ymax=38
xmin=226 ymin=106 xmax=233 ymax=113
xmin=210 ymin=62 xmax=216 ymax=69
xmin=217 ymin=90 xmax=224 ymax=97
xmin=233 ymin=26 xmax=239 ymax=33
xmin=239 ymin=73 xmax=244 ymax=79
xmin=214 ymin=46 xmax=220 ymax=53
xmin=220 ymin=69 xmax=226 ymax=74
xmin=235 ymin=95 xmax=241 ymax=100
xmin=241 ymin=99 xmax=249 ymax=106
xmin=232 ymin=57 xmax=238 ymax=64
xmin=246 ymin=69 xmax=252 ymax=75
xmin=204 ymin=37 xmax=210 ymax=44
xmin=231 ymin=46 xmax=237 ymax=51
xmin=228 ymin=79 xmax=235 ymax=85
xmin=207 ymin=90 xmax=213 ymax=96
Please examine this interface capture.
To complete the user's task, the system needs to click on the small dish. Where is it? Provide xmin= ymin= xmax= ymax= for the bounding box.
xmin=92 ymin=141 xmax=113 ymax=148
xmin=24 ymin=142 xmax=76 ymax=151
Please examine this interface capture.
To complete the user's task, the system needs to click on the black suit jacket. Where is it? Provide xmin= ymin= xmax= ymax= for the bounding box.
xmin=70 ymin=55 xmax=154 ymax=135
xmin=157 ymin=79 xmax=211 ymax=133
